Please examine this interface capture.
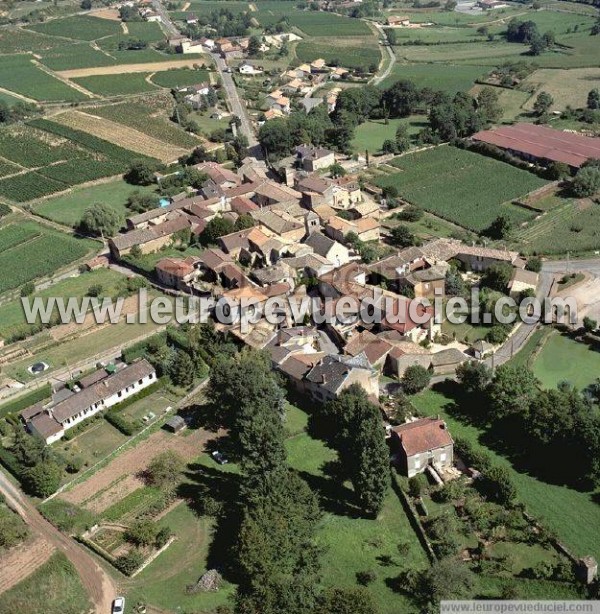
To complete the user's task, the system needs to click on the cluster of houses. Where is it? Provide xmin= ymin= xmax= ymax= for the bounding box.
xmin=105 ymin=151 xmax=538 ymax=420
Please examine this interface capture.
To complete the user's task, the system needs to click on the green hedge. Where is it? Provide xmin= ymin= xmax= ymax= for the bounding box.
xmin=0 ymin=383 xmax=52 ymax=420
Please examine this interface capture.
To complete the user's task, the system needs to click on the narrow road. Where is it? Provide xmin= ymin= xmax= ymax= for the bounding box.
xmin=370 ymin=22 xmax=396 ymax=86
xmin=150 ymin=0 xmax=259 ymax=150
xmin=0 ymin=469 xmax=117 ymax=612
xmin=210 ymin=52 xmax=259 ymax=150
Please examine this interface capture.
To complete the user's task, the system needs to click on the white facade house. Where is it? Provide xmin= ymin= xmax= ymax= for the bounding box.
xmin=24 ymin=360 xmax=157 ymax=444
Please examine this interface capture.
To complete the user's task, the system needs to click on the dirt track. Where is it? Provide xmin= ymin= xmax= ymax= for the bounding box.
xmin=58 ymin=59 xmax=209 ymax=79
xmin=0 ymin=469 xmax=118 ymax=612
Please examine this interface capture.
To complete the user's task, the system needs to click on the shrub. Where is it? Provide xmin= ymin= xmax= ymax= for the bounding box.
xmin=39 ymin=499 xmax=96 ymax=533
xmin=114 ymin=549 xmax=144 ymax=575
xmin=356 ymin=570 xmax=377 ymax=586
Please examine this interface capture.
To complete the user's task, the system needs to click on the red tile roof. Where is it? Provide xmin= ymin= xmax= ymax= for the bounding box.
xmin=393 ymin=418 xmax=453 ymax=456
xmin=472 ymin=123 xmax=600 ymax=168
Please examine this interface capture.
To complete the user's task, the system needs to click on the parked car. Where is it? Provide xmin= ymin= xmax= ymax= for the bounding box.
xmin=211 ymin=450 xmax=229 ymax=465
xmin=112 ymin=597 xmax=125 ymax=614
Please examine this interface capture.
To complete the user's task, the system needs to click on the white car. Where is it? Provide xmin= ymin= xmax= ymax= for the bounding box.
xmin=112 ymin=597 xmax=125 ymax=614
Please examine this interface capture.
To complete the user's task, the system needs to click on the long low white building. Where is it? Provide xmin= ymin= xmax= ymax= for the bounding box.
xmin=21 ymin=359 xmax=157 ymax=444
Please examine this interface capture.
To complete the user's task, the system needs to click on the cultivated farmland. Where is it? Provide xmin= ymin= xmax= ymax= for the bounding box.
xmin=0 ymin=222 xmax=96 ymax=294
xmin=84 ymin=97 xmax=201 ymax=149
xmin=0 ymin=54 xmax=86 ymax=102
xmin=296 ymin=39 xmax=381 ymax=72
xmin=374 ymin=146 xmax=547 ymax=232
xmin=149 ymin=67 xmax=210 ymax=89
xmin=25 ymin=14 xmax=122 ymax=41
xmin=0 ymin=121 xmax=157 ymax=202
xmin=70 ymin=73 xmax=159 ymax=96
xmin=52 ymin=110 xmax=189 ymax=162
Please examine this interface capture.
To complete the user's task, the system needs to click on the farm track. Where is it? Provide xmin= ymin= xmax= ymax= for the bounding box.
xmin=0 ymin=469 xmax=118 ymax=611
xmin=32 ymin=59 xmax=96 ymax=98
xmin=57 ymin=58 xmax=209 ymax=79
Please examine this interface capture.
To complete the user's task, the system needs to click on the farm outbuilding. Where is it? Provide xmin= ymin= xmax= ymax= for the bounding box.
xmin=165 ymin=415 xmax=186 ymax=433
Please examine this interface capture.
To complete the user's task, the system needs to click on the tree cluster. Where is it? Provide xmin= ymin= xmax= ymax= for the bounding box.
xmin=323 ymin=385 xmax=390 ymax=517
xmin=456 ymin=362 xmax=600 ymax=488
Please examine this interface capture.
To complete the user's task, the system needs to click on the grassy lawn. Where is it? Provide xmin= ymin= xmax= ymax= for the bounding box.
xmin=0 ymin=552 xmax=90 ymax=614
xmin=531 ymin=330 xmax=600 ymax=390
xmin=121 ymin=389 xmax=177 ymax=422
xmin=379 ymin=63 xmax=487 ymax=93
xmin=56 ymin=419 xmax=128 ymax=478
xmin=123 ymin=503 xmax=235 ymax=613
xmin=34 ymin=178 xmax=158 ymax=227
xmin=412 ymin=389 xmax=600 ymax=563
xmin=375 ymin=146 xmax=546 ymax=233
xmin=351 ymin=116 xmax=428 ymax=154
xmin=382 ymin=210 xmax=473 ymax=242
xmin=285 ymin=406 xmax=429 ymax=614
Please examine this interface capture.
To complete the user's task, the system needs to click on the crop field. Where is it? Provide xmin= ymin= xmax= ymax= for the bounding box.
xmin=515 ymin=199 xmax=600 ymax=255
xmin=85 ymin=97 xmax=201 ymax=149
xmin=70 ymin=73 xmax=159 ymax=96
xmin=0 ymin=54 xmax=87 ymax=102
xmin=122 ymin=21 xmax=165 ymax=42
xmin=379 ymin=63 xmax=486 ymax=93
xmin=0 ymin=159 xmax=23 ymax=177
xmin=0 ymin=27 xmax=68 ymax=54
xmin=0 ymin=121 xmax=156 ymax=202
xmin=149 ymin=68 xmax=210 ymax=89
xmin=0 ymin=268 xmax=127 ymax=341
xmin=388 ymin=26 xmax=482 ymax=45
xmin=0 ymin=222 xmax=95 ymax=294
xmin=52 ymin=110 xmax=189 ymax=162
xmin=35 ymin=178 xmax=157 ymax=226
xmin=287 ymin=11 xmax=371 ymax=36
xmin=37 ymin=42 xmax=118 ymax=71
xmin=296 ymin=38 xmax=381 ymax=72
xmin=25 ymin=14 xmax=122 ymax=41
xmin=374 ymin=146 xmax=547 ymax=232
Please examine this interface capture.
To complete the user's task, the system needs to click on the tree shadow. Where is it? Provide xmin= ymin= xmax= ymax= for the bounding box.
xmin=177 ymin=462 xmax=244 ymax=583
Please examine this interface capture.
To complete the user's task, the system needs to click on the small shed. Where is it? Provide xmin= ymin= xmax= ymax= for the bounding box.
xmin=165 ymin=415 xmax=186 ymax=433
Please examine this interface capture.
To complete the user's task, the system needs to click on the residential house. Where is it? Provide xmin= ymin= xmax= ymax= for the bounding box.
xmin=305 ymin=232 xmax=352 ymax=267
xmin=508 ymin=268 xmax=538 ymax=299
xmin=391 ymin=418 xmax=454 ymax=478
xmin=155 ymin=256 xmax=201 ymax=291
xmin=239 ymin=63 xmax=263 ymax=75
xmin=397 ymin=266 xmax=446 ymax=299
xmin=296 ymin=145 xmax=335 ymax=172
xmin=305 ymin=353 xmax=379 ymax=403
xmin=387 ymin=15 xmax=410 ymax=26
xmin=325 ymin=215 xmax=380 ymax=243
xmin=23 ymin=360 xmax=157 ymax=444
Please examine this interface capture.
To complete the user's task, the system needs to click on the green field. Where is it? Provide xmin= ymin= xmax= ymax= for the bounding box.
xmin=351 ymin=116 xmax=428 ymax=154
xmin=0 ymin=54 xmax=87 ymax=102
xmin=515 ymin=199 xmax=600 ymax=256
xmin=0 ymin=268 xmax=128 ymax=340
xmin=413 ymin=388 xmax=600 ymax=564
xmin=72 ymin=73 xmax=159 ymax=96
xmin=0 ymin=553 xmax=90 ymax=614
xmin=379 ymin=63 xmax=486 ymax=93
xmin=296 ymin=39 xmax=381 ymax=72
xmin=532 ymin=331 xmax=600 ymax=390
xmin=26 ymin=14 xmax=122 ymax=41
xmin=374 ymin=146 xmax=547 ymax=232
xmin=149 ymin=68 xmax=210 ymax=89
xmin=35 ymin=178 xmax=158 ymax=227
xmin=287 ymin=11 xmax=372 ymax=36
xmin=0 ymin=221 xmax=96 ymax=294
